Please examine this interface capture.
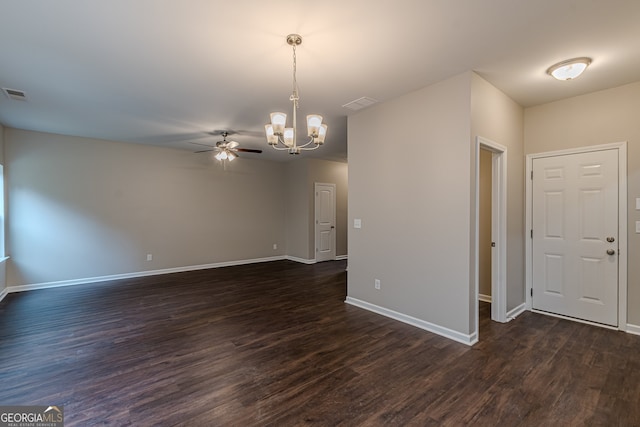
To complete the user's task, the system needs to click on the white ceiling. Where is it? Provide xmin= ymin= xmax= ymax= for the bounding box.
xmin=1 ymin=0 xmax=639 ymax=162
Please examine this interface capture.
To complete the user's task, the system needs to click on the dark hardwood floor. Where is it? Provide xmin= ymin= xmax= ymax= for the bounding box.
xmin=1 ymin=260 xmax=639 ymax=426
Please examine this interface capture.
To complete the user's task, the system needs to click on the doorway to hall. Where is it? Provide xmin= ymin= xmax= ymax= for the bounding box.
xmin=475 ymin=136 xmax=508 ymax=336
xmin=479 ymin=148 xmax=493 ymax=306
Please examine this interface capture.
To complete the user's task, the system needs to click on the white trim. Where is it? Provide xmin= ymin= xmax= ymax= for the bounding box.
xmin=507 ymin=303 xmax=526 ymax=320
xmin=626 ymin=324 xmax=640 ymax=336
xmin=618 ymin=143 xmax=628 ymax=331
xmin=478 ymin=294 xmax=492 ymax=303
xmin=335 ymin=255 xmax=348 ymax=261
xmin=7 ymin=256 xmax=286 ymax=294
xmin=0 ymin=257 xmax=8 ymax=302
xmin=3 ymin=255 xmax=344 ymax=295
xmin=285 ymin=256 xmax=316 ymax=265
xmin=525 ymin=142 xmax=627 ymax=330
xmin=475 ymin=137 xmax=508 ymax=331
xmin=345 ymin=297 xmax=477 ymax=346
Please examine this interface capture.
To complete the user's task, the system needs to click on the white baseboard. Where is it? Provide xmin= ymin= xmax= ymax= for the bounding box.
xmin=626 ymin=324 xmax=640 ymax=336
xmin=507 ymin=303 xmax=526 ymax=320
xmin=478 ymin=293 xmax=492 ymax=303
xmin=7 ymin=256 xmax=287 ymax=294
xmin=285 ymin=256 xmax=316 ymax=265
xmin=286 ymin=255 xmax=347 ymax=264
xmin=4 ymin=255 xmax=351 ymax=295
xmin=345 ymin=297 xmax=477 ymax=346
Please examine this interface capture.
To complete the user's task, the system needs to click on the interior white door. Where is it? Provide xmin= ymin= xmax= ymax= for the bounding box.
xmin=532 ymin=149 xmax=618 ymax=326
xmin=315 ymin=183 xmax=336 ymax=262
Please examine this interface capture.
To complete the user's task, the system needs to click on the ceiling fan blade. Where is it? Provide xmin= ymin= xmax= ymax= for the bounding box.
xmin=194 ymin=149 xmax=215 ymax=153
xmin=236 ymin=148 xmax=263 ymax=153
xmin=189 ymin=141 xmax=216 ymax=148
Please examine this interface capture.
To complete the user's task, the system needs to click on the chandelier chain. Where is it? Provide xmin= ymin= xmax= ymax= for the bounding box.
xmin=291 ymin=43 xmax=299 ymax=105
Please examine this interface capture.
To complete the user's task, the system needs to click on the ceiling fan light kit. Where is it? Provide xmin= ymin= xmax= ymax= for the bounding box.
xmin=194 ymin=131 xmax=262 ymax=161
xmin=546 ymin=57 xmax=591 ymax=81
xmin=265 ymin=34 xmax=327 ymax=155
xmin=215 ymin=150 xmax=236 ymax=162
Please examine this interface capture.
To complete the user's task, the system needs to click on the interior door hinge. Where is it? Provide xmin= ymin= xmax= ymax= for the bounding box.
xmin=531 ymin=229 xmax=533 ymax=238
xmin=530 ymin=288 xmax=533 ymax=297
xmin=531 ymin=170 xmax=533 ymax=180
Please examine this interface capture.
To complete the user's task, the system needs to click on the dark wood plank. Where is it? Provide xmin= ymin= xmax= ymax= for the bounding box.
xmin=1 ymin=260 xmax=639 ymax=426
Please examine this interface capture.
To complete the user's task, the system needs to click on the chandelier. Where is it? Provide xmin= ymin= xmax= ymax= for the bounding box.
xmin=264 ymin=34 xmax=327 ymax=155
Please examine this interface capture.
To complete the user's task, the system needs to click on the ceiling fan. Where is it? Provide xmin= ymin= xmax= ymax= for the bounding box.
xmin=194 ymin=131 xmax=262 ymax=161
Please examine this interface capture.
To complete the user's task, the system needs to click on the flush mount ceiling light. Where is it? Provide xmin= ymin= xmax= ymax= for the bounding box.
xmin=546 ymin=57 xmax=592 ymax=81
xmin=265 ymin=34 xmax=327 ymax=155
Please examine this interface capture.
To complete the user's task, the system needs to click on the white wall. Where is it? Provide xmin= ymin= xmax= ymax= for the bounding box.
xmin=348 ymin=72 xmax=474 ymax=337
xmin=5 ymin=128 xmax=287 ymax=286
xmin=524 ymin=81 xmax=640 ymax=325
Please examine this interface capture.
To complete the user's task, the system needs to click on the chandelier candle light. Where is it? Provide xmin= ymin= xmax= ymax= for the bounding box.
xmin=265 ymin=34 xmax=327 ymax=154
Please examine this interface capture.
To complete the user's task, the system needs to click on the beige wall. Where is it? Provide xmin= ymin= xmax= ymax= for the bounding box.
xmin=348 ymin=71 xmax=524 ymax=340
xmin=471 ymin=73 xmax=525 ymax=313
xmin=0 ymin=124 xmax=6 ymax=294
xmin=307 ymin=159 xmax=348 ymax=258
xmin=0 ymin=123 xmax=4 ymax=164
xmin=479 ymin=148 xmax=492 ymax=297
xmin=285 ymin=160 xmax=310 ymax=260
xmin=5 ymin=128 xmax=287 ymax=286
xmin=348 ymin=72 xmax=474 ymax=335
xmin=285 ymin=158 xmax=348 ymax=261
xmin=524 ymin=81 xmax=640 ymax=326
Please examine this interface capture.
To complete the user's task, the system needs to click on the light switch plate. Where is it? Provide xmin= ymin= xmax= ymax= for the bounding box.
xmin=636 ymin=197 xmax=640 ymax=210
xmin=636 ymin=221 xmax=640 ymax=233
xmin=354 ymin=218 xmax=362 ymax=229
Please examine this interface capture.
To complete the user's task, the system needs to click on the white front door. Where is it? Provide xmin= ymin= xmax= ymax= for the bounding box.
xmin=532 ymin=149 xmax=619 ymax=326
xmin=315 ymin=183 xmax=336 ymax=262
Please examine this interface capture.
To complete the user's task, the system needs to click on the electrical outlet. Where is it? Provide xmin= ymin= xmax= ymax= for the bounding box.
xmin=375 ymin=279 xmax=381 ymax=290
xmin=146 ymin=254 xmax=153 ymax=261
xmin=273 ymin=243 xmax=278 ymax=250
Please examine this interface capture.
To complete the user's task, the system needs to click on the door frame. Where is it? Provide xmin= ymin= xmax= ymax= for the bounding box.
xmin=525 ymin=142 xmax=628 ymax=330
xmin=474 ymin=137 xmax=508 ymax=326
xmin=314 ymin=182 xmax=336 ymax=262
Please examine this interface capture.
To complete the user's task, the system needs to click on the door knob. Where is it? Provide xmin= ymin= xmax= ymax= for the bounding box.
xmin=606 ymin=237 xmax=615 ymax=243
xmin=606 ymin=249 xmax=616 ymax=255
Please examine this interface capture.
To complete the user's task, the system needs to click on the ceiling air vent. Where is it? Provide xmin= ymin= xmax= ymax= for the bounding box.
xmin=342 ymin=96 xmax=378 ymax=111
xmin=2 ymin=87 xmax=27 ymax=101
